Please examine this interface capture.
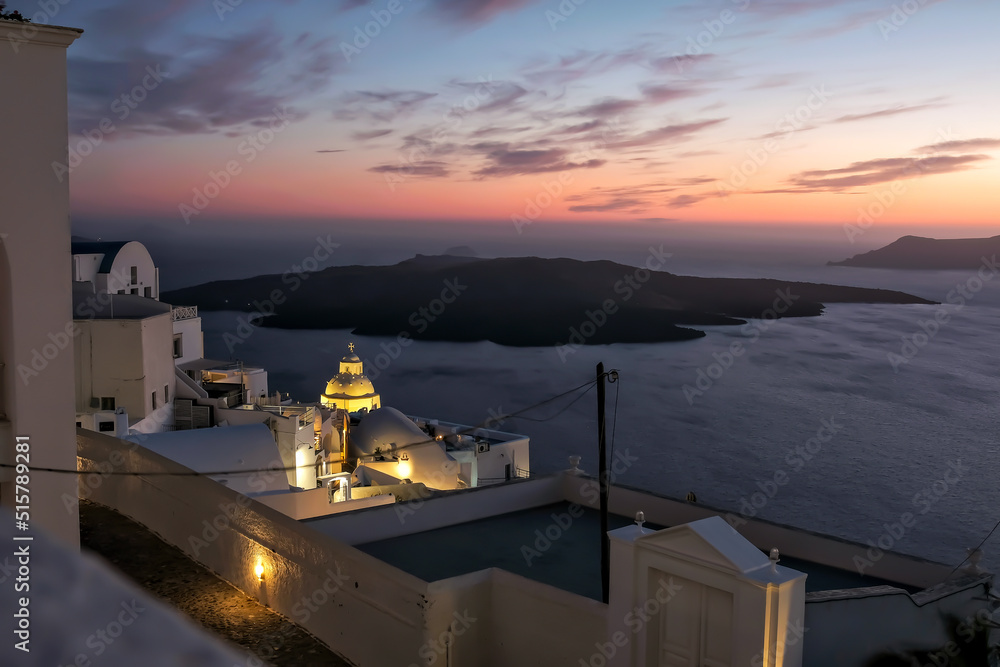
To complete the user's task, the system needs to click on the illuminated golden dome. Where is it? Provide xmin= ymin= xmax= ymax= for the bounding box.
xmin=320 ymin=343 xmax=381 ymax=412
xmin=324 ymin=373 xmax=376 ymax=399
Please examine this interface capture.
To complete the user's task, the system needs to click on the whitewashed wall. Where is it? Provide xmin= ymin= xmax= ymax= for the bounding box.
xmin=78 ymin=430 xmax=430 ymax=667
xmin=77 ymin=431 xmax=609 ymax=665
xmin=0 ymin=21 xmax=83 ymax=547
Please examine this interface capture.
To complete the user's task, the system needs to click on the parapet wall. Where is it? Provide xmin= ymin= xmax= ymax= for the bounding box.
xmin=77 ymin=429 xmax=428 ymax=666
xmin=803 ymin=577 xmax=992 ymax=665
xmin=561 ymin=473 xmax=954 ymax=589
xmin=76 ymin=430 xmax=607 ymax=666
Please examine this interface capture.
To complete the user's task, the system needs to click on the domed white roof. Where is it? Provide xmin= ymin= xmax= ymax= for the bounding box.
xmin=342 ymin=353 xmax=361 ymax=364
xmin=350 ymin=407 xmax=428 ymax=457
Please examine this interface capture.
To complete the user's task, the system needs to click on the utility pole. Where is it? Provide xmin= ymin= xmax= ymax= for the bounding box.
xmin=597 ymin=362 xmax=609 ymax=604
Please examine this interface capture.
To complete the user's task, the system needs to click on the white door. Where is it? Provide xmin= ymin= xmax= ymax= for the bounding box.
xmin=653 ymin=574 xmax=733 ymax=667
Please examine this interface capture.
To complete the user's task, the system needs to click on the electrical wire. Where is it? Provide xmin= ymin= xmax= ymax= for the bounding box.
xmin=607 ymin=372 xmax=621 ymax=503
xmin=608 ymin=372 xmax=620 ymax=466
xmin=516 ymin=383 xmax=596 ymax=422
xmin=942 ymin=515 xmax=1000 ymax=582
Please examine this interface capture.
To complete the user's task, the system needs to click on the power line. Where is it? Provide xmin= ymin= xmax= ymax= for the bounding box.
xmin=517 ymin=383 xmax=596 ymax=422
xmin=608 ymin=371 xmax=620 ymax=465
xmin=607 ymin=371 xmax=621 ymax=504
xmin=942 ymin=515 xmax=1000 ymax=582
xmin=390 ymin=375 xmax=604 ymax=455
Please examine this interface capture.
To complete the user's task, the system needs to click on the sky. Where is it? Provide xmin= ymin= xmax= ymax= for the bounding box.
xmin=41 ymin=0 xmax=1000 ymax=234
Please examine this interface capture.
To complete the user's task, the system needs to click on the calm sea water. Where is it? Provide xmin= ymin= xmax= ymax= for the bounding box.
xmin=196 ymin=254 xmax=1000 ymax=575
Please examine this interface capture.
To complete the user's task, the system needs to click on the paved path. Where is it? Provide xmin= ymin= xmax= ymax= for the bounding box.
xmin=80 ymin=500 xmax=353 ymax=667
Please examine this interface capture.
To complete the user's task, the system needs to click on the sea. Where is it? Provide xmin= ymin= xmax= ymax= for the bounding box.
xmin=144 ymin=223 xmax=1000 ymax=576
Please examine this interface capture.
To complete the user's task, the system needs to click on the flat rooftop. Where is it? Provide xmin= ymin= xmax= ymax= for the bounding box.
xmin=356 ymin=501 xmax=916 ymax=601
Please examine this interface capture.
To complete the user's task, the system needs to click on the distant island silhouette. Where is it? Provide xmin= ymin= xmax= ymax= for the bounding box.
xmin=830 ymin=235 xmax=1000 ymax=270
xmin=162 ymin=255 xmax=935 ymax=346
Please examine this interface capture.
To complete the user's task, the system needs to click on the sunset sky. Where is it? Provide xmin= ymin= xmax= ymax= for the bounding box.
xmin=49 ymin=0 xmax=999 ymax=230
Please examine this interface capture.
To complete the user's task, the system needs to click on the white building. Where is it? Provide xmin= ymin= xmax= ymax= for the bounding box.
xmin=349 ymin=407 xmax=530 ymax=490
xmin=171 ymin=304 xmax=204 ymax=366
xmin=72 ymin=239 xmax=203 ymax=368
xmin=73 ymin=292 xmax=177 ymax=435
xmin=125 ymin=423 xmax=288 ymax=495
xmin=70 ymin=239 xmax=211 ymax=435
xmin=0 ymin=19 xmax=83 ymax=547
xmin=215 ymin=402 xmax=318 ymax=489
xmin=72 ymin=239 xmax=159 ymax=299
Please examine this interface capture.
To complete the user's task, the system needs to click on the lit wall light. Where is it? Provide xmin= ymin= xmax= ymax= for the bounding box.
xmin=397 ymin=453 xmax=412 ymax=479
xmin=254 ymin=562 xmax=264 ymax=582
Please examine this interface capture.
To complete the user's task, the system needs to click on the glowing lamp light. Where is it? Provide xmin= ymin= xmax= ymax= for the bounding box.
xmin=254 ymin=562 xmax=264 ymax=582
xmin=397 ymin=454 xmax=412 ymax=479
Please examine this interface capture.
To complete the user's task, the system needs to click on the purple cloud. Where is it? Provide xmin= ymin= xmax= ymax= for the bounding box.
xmin=668 ymin=193 xmax=708 ymax=208
xmin=833 ymin=101 xmax=944 ymax=124
xmin=432 ymin=0 xmax=542 ymax=23
xmin=916 ymin=138 xmax=1000 ymax=154
xmin=473 ymin=145 xmax=605 ymax=177
xmin=569 ymin=198 xmax=646 ymax=213
xmin=69 ymin=28 xmax=338 ymax=136
xmin=353 ymin=129 xmax=393 ymax=141
xmin=771 ymin=154 xmax=992 ymax=192
xmin=609 ymin=119 xmax=726 ymax=149
xmin=369 ymin=161 xmax=451 ymax=178
xmin=335 ymin=90 xmax=437 ymax=123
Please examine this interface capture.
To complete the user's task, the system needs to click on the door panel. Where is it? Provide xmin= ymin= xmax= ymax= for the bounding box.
xmin=650 ymin=571 xmax=734 ymax=667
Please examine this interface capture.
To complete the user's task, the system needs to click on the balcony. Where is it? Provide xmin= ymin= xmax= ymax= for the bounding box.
xmin=172 ymin=305 xmax=198 ymax=321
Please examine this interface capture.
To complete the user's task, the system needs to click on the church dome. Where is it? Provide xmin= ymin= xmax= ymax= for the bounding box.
xmin=350 ymin=407 xmax=427 ymax=457
xmin=324 ymin=373 xmax=376 ymax=398
xmin=321 ymin=343 xmax=381 ymax=411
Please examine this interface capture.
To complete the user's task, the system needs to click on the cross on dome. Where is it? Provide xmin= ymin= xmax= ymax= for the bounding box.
xmin=348 ymin=342 xmax=355 ymax=352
